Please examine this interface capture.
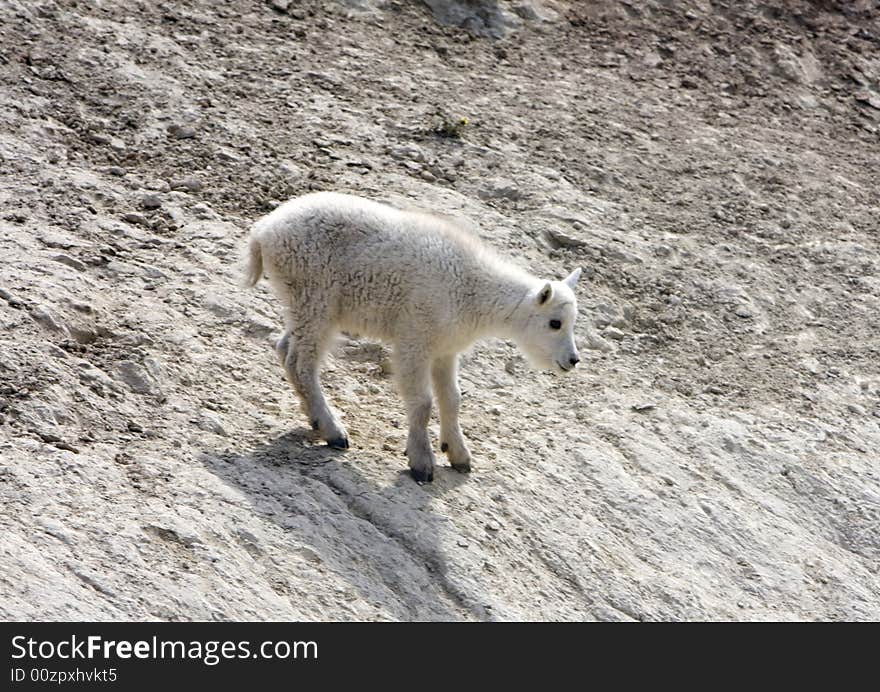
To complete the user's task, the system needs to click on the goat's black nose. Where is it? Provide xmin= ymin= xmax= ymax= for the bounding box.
xmin=570 ymin=356 xmax=580 ymax=366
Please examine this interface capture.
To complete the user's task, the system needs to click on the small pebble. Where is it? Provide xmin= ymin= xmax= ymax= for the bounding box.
xmin=170 ymin=177 xmax=202 ymax=193
xmin=192 ymin=203 xmax=216 ymax=219
xmin=123 ymin=212 xmax=148 ymax=225
xmin=546 ymin=228 xmax=587 ymax=249
xmin=52 ymin=254 xmax=87 ymax=272
xmin=167 ymin=124 xmax=196 ymax=140
xmin=145 ymin=179 xmax=171 ymax=192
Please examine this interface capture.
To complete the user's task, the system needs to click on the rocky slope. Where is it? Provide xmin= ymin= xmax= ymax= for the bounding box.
xmin=1 ymin=0 xmax=878 ymax=620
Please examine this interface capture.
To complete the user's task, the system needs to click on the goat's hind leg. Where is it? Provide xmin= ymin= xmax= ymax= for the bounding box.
xmin=276 ymin=318 xmax=348 ymax=449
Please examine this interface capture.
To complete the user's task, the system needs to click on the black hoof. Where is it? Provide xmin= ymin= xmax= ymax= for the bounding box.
xmin=327 ymin=437 xmax=349 ymax=450
xmin=451 ymin=462 xmax=471 ymax=474
xmin=411 ymin=467 xmax=434 ymax=483
xmin=441 ymin=442 xmax=449 ymax=453
xmin=311 ymin=419 xmax=320 ymax=431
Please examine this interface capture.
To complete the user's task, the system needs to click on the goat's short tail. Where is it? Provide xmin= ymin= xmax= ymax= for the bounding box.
xmin=243 ymin=234 xmax=264 ymax=287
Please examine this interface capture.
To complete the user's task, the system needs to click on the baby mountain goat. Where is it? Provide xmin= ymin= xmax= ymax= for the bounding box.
xmin=245 ymin=192 xmax=582 ymax=482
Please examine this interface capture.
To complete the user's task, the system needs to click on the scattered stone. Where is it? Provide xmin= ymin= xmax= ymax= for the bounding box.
xmin=170 ymin=177 xmax=203 ymax=193
xmin=52 ymin=439 xmax=79 ymax=453
xmin=76 ymin=361 xmax=116 ymax=389
xmin=196 ymin=412 xmax=227 ymax=436
xmin=142 ymin=194 xmax=162 ymax=210
xmin=123 ymin=212 xmax=148 ymax=225
xmin=585 ymin=332 xmax=613 ymax=352
xmin=38 ymin=232 xmax=81 ymax=250
xmin=545 ymin=228 xmax=587 ymax=249
xmin=68 ymin=323 xmax=111 ymax=344
xmin=192 ymin=203 xmax=218 ymax=219
xmin=115 ymin=360 xmax=161 ymax=395
xmin=33 ymin=429 xmax=79 ymax=453
xmin=855 ymin=91 xmax=880 ymax=110
xmin=51 ymin=254 xmax=87 ymax=272
xmin=388 ymin=144 xmax=427 ymax=162
xmin=29 ymin=305 xmax=68 ymax=334
xmin=423 ymin=0 xmax=523 ymax=38
xmin=44 ymin=343 xmax=68 ymax=359
xmin=592 ymin=303 xmax=626 ymax=329
xmin=734 ymin=305 xmax=753 ymax=319
xmin=167 ymin=124 xmax=196 ymax=140
xmin=217 ymin=148 xmax=241 ymax=162
xmin=632 ymin=403 xmax=656 ymax=412
xmin=88 ymin=132 xmax=111 ymax=145
xmin=145 ymin=179 xmax=171 ymax=192
xmin=604 ymin=327 xmax=626 ymax=341
xmin=478 ymin=178 xmax=522 ymax=201
xmin=296 ymin=546 xmax=321 ymax=564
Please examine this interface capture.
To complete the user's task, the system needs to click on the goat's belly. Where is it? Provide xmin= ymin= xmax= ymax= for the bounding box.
xmin=335 ymin=307 xmax=395 ymax=343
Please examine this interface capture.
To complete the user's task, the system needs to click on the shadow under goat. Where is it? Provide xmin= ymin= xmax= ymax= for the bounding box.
xmin=200 ymin=431 xmax=482 ymax=620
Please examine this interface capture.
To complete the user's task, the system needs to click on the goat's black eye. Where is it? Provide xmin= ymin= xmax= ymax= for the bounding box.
xmin=549 ymin=319 xmax=562 ymax=330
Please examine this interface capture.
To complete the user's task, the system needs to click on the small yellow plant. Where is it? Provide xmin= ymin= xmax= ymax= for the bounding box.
xmin=433 ymin=110 xmax=470 ymax=139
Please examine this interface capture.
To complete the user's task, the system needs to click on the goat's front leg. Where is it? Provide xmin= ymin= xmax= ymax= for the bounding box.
xmin=432 ymin=354 xmax=471 ymax=472
xmin=396 ymin=343 xmax=436 ymax=482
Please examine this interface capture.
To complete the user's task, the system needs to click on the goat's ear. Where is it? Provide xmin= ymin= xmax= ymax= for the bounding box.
xmin=537 ymin=282 xmax=553 ymax=305
xmin=563 ymin=267 xmax=582 ymax=290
